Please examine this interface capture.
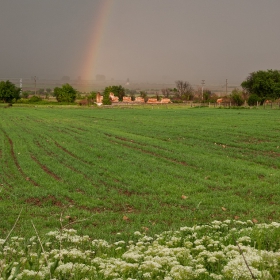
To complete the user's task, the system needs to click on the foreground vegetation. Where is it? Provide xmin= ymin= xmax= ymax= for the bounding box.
xmin=1 ymin=220 xmax=280 ymax=279
xmin=1 ymin=105 xmax=280 ymax=278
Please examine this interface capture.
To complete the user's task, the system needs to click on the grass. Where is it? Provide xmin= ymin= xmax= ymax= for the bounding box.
xmin=0 ymin=105 xmax=280 ymax=243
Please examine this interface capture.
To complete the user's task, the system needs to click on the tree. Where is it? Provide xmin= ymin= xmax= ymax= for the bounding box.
xmin=103 ymin=85 xmax=126 ymax=101
xmin=241 ymin=70 xmax=280 ymax=104
xmin=203 ymin=89 xmax=212 ymax=102
xmin=102 ymin=85 xmax=126 ymax=103
xmin=139 ymin=91 xmax=148 ymax=102
xmin=161 ymin=88 xmax=171 ymax=98
xmin=0 ymin=80 xmax=21 ymax=103
xmin=230 ymin=88 xmax=244 ymax=106
xmin=247 ymin=94 xmax=260 ymax=106
xmin=85 ymin=91 xmax=97 ymax=105
xmin=125 ymin=89 xmax=136 ymax=101
xmin=53 ymin=83 xmax=77 ymax=103
xmin=102 ymin=89 xmax=112 ymax=105
xmin=175 ymin=80 xmax=194 ymax=100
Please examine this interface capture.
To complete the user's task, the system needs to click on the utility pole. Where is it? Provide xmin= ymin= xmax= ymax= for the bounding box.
xmin=201 ymin=80 xmax=205 ymax=101
xmin=226 ymin=79 xmax=228 ymax=95
xmin=33 ymin=76 xmax=37 ymax=95
xmin=20 ymin=78 xmax=22 ymax=96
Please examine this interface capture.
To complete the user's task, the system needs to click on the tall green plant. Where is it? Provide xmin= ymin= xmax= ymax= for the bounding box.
xmin=231 ymin=89 xmax=244 ymax=106
xmin=0 ymin=80 xmax=21 ymax=103
xmin=53 ymin=83 xmax=77 ymax=103
xmin=102 ymin=89 xmax=112 ymax=105
xmin=103 ymin=85 xmax=125 ymax=101
xmin=241 ymin=69 xmax=280 ymax=104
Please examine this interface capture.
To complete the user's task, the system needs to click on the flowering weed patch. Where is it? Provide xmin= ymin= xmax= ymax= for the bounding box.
xmin=1 ymin=220 xmax=280 ymax=279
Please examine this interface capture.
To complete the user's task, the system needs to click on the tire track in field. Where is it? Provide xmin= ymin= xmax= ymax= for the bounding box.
xmin=69 ymin=125 xmax=89 ymax=132
xmin=104 ymin=132 xmax=172 ymax=152
xmin=30 ymin=154 xmax=62 ymax=181
xmin=105 ymin=134 xmax=190 ymax=167
xmin=0 ymin=128 xmax=39 ymax=186
xmin=34 ymin=140 xmax=99 ymax=187
xmin=37 ymin=137 xmax=138 ymax=196
xmin=53 ymin=141 xmax=94 ymax=166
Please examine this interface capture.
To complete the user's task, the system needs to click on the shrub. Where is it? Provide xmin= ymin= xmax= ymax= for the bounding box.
xmin=0 ymin=80 xmax=21 ymax=103
xmin=53 ymin=84 xmax=77 ymax=103
xmin=29 ymin=95 xmax=42 ymax=102
xmin=102 ymin=92 xmax=111 ymax=105
xmin=248 ymin=94 xmax=260 ymax=106
xmin=231 ymin=89 xmax=244 ymax=106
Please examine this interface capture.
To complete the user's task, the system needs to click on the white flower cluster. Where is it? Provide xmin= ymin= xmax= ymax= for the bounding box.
xmin=0 ymin=220 xmax=279 ymax=279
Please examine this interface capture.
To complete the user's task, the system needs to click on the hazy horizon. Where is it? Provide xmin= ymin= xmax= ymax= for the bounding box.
xmin=1 ymin=0 xmax=280 ymax=87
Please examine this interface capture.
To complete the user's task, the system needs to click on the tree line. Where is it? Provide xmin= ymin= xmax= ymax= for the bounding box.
xmin=1 ymin=69 xmax=280 ymax=106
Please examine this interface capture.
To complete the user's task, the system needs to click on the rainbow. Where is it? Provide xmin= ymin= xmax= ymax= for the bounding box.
xmin=82 ymin=0 xmax=114 ymax=81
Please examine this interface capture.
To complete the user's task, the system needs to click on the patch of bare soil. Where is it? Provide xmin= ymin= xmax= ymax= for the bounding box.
xmin=25 ymin=195 xmax=64 ymax=207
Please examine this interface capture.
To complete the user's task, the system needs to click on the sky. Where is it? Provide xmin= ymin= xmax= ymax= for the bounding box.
xmin=1 ymin=0 xmax=280 ymax=86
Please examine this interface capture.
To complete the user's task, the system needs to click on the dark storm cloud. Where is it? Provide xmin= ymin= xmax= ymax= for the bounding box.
xmin=1 ymin=0 xmax=280 ymax=86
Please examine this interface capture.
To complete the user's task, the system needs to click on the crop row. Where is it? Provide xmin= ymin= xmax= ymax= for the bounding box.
xmin=0 ymin=106 xmax=279 ymax=240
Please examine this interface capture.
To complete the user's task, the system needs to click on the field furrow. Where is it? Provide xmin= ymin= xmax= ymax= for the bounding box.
xmin=0 ymin=106 xmax=279 ymax=241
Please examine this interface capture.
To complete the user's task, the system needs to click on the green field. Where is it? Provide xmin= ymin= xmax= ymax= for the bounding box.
xmin=1 ymin=105 xmax=280 ymax=241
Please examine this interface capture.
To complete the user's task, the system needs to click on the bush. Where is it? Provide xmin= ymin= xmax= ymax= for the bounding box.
xmin=0 ymin=80 xmax=21 ymax=103
xmin=248 ymin=94 xmax=260 ymax=106
xmin=29 ymin=95 xmax=42 ymax=102
xmin=53 ymin=84 xmax=77 ymax=103
xmin=231 ymin=89 xmax=244 ymax=106
xmin=102 ymin=92 xmax=112 ymax=105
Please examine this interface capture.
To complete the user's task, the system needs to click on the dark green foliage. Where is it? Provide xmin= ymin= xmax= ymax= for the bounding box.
xmin=102 ymin=89 xmax=112 ymax=105
xmin=0 ymin=80 xmax=21 ymax=103
xmin=231 ymin=89 xmax=244 ymax=106
xmin=29 ymin=95 xmax=42 ymax=102
xmin=53 ymin=83 xmax=77 ymax=103
xmin=248 ymin=94 xmax=260 ymax=106
xmin=88 ymin=91 xmax=97 ymax=100
xmin=241 ymin=69 xmax=280 ymax=104
xmin=85 ymin=91 xmax=97 ymax=105
xmin=139 ymin=91 xmax=148 ymax=102
xmin=203 ymin=89 xmax=212 ymax=102
xmin=103 ymin=85 xmax=126 ymax=101
xmin=113 ymin=85 xmax=125 ymax=101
